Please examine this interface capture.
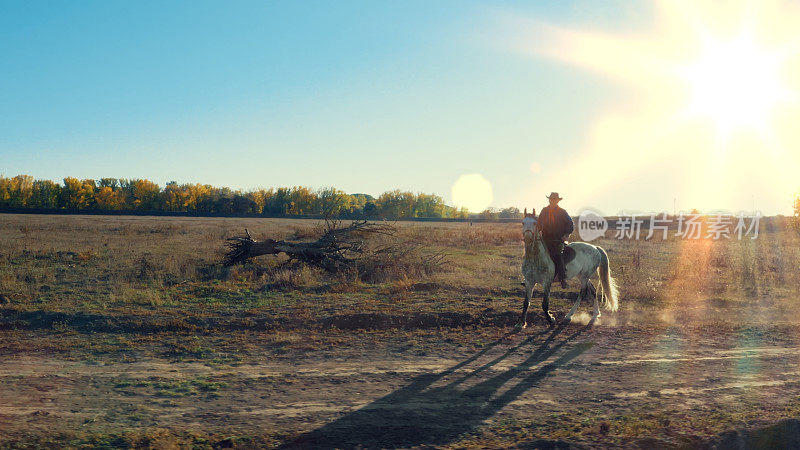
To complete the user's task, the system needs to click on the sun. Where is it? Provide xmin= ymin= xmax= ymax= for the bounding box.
xmin=502 ymin=0 xmax=800 ymax=212
xmin=451 ymin=174 xmax=493 ymax=213
xmin=680 ymin=35 xmax=788 ymax=138
xmin=503 ymin=2 xmax=800 ymax=145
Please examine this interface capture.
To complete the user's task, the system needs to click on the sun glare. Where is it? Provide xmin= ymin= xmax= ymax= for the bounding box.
xmin=504 ymin=0 xmax=800 ymax=213
xmin=451 ymin=174 xmax=493 ymax=213
xmin=681 ymin=36 xmax=787 ymax=137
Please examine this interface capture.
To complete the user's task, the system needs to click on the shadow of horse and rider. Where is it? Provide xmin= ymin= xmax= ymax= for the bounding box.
xmin=286 ymin=323 xmax=594 ymax=449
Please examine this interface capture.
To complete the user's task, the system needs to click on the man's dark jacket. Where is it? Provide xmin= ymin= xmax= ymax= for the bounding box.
xmin=538 ymin=205 xmax=574 ymax=239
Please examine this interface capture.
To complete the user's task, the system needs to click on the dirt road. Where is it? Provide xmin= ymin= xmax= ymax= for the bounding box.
xmin=3 ymin=308 xmax=800 ymax=448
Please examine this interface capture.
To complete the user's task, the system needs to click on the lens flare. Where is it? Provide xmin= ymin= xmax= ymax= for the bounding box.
xmin=500 ymin=0 xmax=800 ymax=213
xmin=451 ymin=174 xmax=493 ymax=213
xmin=681 ymin=35 xmax=788 ymax=138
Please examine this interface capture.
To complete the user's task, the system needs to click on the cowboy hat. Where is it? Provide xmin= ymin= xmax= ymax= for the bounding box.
xmin=546 ymin=192 xmax=563 ymax=201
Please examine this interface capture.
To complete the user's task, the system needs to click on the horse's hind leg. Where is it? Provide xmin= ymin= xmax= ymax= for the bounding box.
xmin=564 ymin=277 xmax=589 ymax=324
xmin=590 ymin=280 xmax=601 ymax=320
xmin=541 ymin=283 xmax=555 ymax=324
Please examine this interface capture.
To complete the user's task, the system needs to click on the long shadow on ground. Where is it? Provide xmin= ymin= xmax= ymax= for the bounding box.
xmin=285 ymin=323 xmax=593 ymax=449
xmin=714 ymin=419 xmax=800 ymax=449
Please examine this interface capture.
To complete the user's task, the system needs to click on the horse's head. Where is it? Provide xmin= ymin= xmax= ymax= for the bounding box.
xmin=522 ymin=207 xmax=537 ymax=242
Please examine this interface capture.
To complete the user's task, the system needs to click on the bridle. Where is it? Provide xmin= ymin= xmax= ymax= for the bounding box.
xmin=522 ymin=216 xmax=538 ymax=242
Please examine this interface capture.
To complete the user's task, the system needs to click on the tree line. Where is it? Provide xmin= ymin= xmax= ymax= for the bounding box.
xmin=0 ymin=175 xmax=523 ymax=219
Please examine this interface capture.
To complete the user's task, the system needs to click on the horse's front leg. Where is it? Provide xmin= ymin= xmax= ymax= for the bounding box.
xmin=541 ymin=283 xmax=555 ymax=324
xmin=515 ymin=281 xmax=534 ymax=331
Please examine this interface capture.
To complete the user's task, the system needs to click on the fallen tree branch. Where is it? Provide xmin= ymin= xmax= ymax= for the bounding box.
xmin=223 ymin=220 xmax=396 ymax=272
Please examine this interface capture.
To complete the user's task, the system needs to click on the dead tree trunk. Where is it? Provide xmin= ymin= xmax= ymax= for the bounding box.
xmin=223 ymin=221 xmax=395 ymax=272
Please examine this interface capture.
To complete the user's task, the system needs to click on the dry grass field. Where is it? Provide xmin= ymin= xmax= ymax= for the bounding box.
xmin=2 ymin=213 xmax=800 ymax=448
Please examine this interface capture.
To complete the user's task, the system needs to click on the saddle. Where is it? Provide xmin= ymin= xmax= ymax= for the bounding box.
xmin=562 ymin=245 xmax=576 ymax=265
xmin=545 ymin=243 xmax=576 ymax=265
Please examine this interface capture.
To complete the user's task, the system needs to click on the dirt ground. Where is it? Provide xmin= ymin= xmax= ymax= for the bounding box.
xmin=2 ymin=214 xmax=800 ymax=448
xmin=2 ymin=306 xmax=800 ymax=448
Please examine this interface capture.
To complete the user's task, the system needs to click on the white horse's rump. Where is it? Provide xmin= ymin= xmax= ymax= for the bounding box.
xmin=517 ymin=214 xmax=618 ymax=328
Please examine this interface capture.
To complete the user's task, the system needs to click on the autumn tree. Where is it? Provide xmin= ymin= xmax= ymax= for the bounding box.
xmin=0 ymin=175 xmax=35 ymax=207
xmin=288 ymin=187 xmax=315 ymax=215
xmin=265 ymin=187 xmax=291 ymax=215
xmin=0 ymin=177 xmax=10 ymax=206
xmin=95 ymin=186 xmax=126 ymax=210
xmin=98 ymin=178 xmax=119 ymax=190
xmin=246 ymin=189 xmax=268 ymax=215
xmin=12 ymin=175 xmax=34 ymax=207
xmin=30 ymin=180 xmax=61 ymax=208
xmin=362 ymin=201 xmax=378 ymax=217
xmin=122 ymin=179 xmax=160 ymax=210
xmin=231 ymin=193 xmax=257 ymax=214
xmin=479 ymin=208 xmax=499 ymax=220
xmin=61 ymin=177 xmax=95 ymax=209
xmin=414 ymin=193 xmax=445 ymax=218
xmin=447 ymin=206 xmax=469 ymax=219
xmin=377 ymin=190 xmax=417 ymax=219
xmin=795 ymin=194 xmax=800 ymax=217
xmin=0 ymin=174 xmax=490 ymax=220
xmin=317 ymin=187 xmax=350 ymax=217
xmin=183 ymin=184 xmax=212 ymax=212
xmin=499 ymin=207 xmax=522 ymax=219
xmin=163 ymin=182 xmax=189 ymax=212
xmin=348 ymin=193 xmax=374 ymax=215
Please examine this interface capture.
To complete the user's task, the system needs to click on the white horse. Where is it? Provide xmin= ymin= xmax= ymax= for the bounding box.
xmin=516 ymin=210 xmax=619 ymax=329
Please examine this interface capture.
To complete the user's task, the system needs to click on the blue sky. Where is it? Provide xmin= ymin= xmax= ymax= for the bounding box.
xmin=2 ymin=1 xmax=794 ymax=214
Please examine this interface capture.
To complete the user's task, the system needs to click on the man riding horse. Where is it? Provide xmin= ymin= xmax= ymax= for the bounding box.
xmin=537 ymin=192 xmax=573 ymax=289
xmin=519 ymin=196 xmax=617 ymax=328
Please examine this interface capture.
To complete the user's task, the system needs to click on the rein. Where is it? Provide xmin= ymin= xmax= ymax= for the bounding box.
xmin=524 ymin=230 xmax=542 ymax=262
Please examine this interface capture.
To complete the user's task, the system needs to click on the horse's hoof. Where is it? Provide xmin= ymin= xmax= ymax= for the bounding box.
xmin=513 ymin=322 xmax=527 ymax=332
xmin=545 ymin=313 xmax=555 ymax=324
xmin=563 ymin=315 xmax=573 ymax=324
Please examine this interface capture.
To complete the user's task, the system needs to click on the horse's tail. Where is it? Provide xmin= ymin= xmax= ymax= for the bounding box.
xmin=597 ymin=246 xmax=619 ymax=312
